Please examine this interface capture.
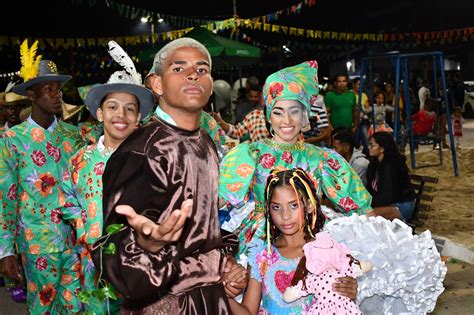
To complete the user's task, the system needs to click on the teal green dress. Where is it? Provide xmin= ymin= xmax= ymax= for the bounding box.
xmin=219 ymin=139 xmax=372 ymax=255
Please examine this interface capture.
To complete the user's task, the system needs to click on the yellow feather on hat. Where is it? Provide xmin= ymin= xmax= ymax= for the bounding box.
xmin=19 ymin=39 xmax=42 ymax=82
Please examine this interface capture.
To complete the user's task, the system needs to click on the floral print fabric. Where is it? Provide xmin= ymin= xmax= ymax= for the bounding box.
xmin=263 ymin=60 xmax=319 ymax=122
xmin=0 ymin=120 xmax=84 ymax=257
xmin=60 ymin=142 xmax=121 ymax=314
xmin=21 ymin=249 xmax=82 ymax=314
xmin=219 ymin=139 xmax=372 ymax=255
xmin=61 ymin=143 xmax=111 ymax=246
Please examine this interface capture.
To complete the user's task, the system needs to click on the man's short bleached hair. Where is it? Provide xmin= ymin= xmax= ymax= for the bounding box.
xmin=153 ymin=38 xmax=212 ymax=75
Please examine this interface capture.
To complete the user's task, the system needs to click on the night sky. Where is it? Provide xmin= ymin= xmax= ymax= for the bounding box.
xmin=2 ymin=0 xmax=472 ymax=38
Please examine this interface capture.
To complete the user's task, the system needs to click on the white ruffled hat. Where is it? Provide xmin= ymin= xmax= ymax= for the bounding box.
xmin=85 ymin=41 xmax=154 ymax=120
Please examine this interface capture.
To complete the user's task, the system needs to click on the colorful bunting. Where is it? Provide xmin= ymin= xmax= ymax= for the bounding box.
xmin=2 ymin=22 xmax=474 ymax=49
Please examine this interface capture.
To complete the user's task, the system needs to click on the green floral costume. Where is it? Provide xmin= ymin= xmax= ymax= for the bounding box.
xmin=218 ymin=61 xmax=372 ymax=255
xmin=61 ymin=137 xmax=121 ymax=314
xmin=0 ymin=118 xmax=85 ymax=314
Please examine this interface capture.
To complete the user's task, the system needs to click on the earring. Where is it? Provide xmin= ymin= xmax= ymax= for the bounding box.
xmin=269 ymin=126 xmax=275 ymax=137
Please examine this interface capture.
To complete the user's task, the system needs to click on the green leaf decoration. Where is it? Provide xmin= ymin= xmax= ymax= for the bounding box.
xmin=77 ymin=290 xmax=91 ymax=304
xmin=104 ymin=243 xmax=116 ymax=255
xmin=106 ymin=223 xmax=124 ymax=235
xmin=102 ymin=284 xmax=118 ymax=300
xmin=92 ymin=288 xmax=106 ymax=301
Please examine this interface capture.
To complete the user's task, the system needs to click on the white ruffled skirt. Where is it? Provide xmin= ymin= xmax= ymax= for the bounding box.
xmin=324 ymin=214 xmax=447 ymax=315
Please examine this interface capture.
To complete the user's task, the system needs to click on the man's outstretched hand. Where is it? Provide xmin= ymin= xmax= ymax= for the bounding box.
xmin=115 ymin=199 xmax=193 ymax=253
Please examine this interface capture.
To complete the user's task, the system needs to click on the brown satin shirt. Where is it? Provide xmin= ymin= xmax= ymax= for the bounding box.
xmin=91 ymin=119 xmax=233 ymax=314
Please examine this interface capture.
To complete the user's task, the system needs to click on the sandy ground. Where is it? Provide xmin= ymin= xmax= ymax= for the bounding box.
xmin=410 ymin=119 xmax=474 ymax=314
xmin=410 ymin=119 xmax=474 ymax=252
xmin=432 ymin=260 xmax=474 ymax=314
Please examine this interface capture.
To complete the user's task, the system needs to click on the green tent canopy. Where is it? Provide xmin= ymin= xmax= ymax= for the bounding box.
xmin=139 ymin=27 xmax=261 ymax=69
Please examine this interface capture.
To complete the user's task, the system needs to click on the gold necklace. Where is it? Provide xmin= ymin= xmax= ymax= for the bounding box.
xmin=263 ymin=139 xmax=305 ymax=151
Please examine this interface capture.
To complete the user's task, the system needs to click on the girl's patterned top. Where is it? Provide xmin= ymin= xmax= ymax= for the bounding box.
xmin=0 ymin=119 xmax=84 ymax=256
xmin=249 ymin=239 xmax=315 ymax=314
xmin=219 ymin=139 xmax=371 ymax=255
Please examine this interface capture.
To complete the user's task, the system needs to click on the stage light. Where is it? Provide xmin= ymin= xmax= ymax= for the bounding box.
xmin=141 ymin=17 xmax=148 ymax=23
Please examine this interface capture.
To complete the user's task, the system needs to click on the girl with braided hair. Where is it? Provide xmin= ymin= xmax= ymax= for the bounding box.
xmin=227 ymin=168 xmax=358 ymax=314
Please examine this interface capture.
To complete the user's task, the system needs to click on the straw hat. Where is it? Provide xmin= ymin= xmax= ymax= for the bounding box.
xmin=0 ymin=91 xmax=31 ymax=107
xmin=19 ymin=107 xmax=32 ymax=122
xmin=62 ymin=103 xmax=84 ymax=121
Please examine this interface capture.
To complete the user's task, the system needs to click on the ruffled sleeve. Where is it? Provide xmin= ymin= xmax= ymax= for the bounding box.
xmin=218 ymin=141 xmax=258 ymax=208
xmin=248 ymin=238 xmax=267 ymax=282
xmin=200 ymin=111 xmax=226 ymax=146
xmin=318 ymin=148 xmax=372 ymax=215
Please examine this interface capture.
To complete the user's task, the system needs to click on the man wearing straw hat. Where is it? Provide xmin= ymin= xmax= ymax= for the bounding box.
xmin=0 ymin=90 xmax=31 ymax=132
xmin=0 ymin=41 xmax=84 ymax=314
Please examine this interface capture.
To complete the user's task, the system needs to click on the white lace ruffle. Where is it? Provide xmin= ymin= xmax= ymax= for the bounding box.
xmin=324 ymin=214 xmax=447 ymax=315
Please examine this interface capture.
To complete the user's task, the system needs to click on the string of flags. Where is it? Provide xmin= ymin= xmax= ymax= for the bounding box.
xmin=71 ymin=0 xmax=318 ymax=27
xmin=2 ymin=19 xmax=474 ymax=49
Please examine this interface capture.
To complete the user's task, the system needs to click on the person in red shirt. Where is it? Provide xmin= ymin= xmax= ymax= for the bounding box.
xmin=412 ymin=98 xmax=437 ymax=136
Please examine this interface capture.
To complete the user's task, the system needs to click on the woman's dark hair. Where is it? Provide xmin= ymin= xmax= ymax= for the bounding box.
xmin=370 ymin=131 xmax=400 ymax=161
xmin=265 ymin=168 xmax=325 ymax=245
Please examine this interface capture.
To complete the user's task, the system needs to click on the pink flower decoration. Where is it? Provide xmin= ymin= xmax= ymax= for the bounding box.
xmin=258 ymin=153 xmax=276 ymax=169
xmin=281 ymin=151 xmax=293 ymax=164
xmin=35 ymin=257 xmax=48 ymax=271
xmin=93 ymin=162 xmax=105 ymax=176
xmin=7 ymin=184 xmax=17 ymax=201
xmin=50 ymin=208 xmax=62 ymax=224
xmin=46 ymin=142 xmax=61 ymax=163
xmin=338 ymin=197 xmax=359 ymax=212
xmin=307 ymin=60 xmax=318 ymax=69
xmin=327 ymin=158 xmax=341 ymax=171
xmin=30 ymin=150 xmax=47 ymax=167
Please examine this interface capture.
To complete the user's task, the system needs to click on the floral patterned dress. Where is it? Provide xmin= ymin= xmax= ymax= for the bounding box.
xmin=219 ymin=139 xmax=371 ymax=255
xmin=60 ymin=136 xmax=121 ymax=314
xmin=249 ymin=239 xmax=315 ymax=314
